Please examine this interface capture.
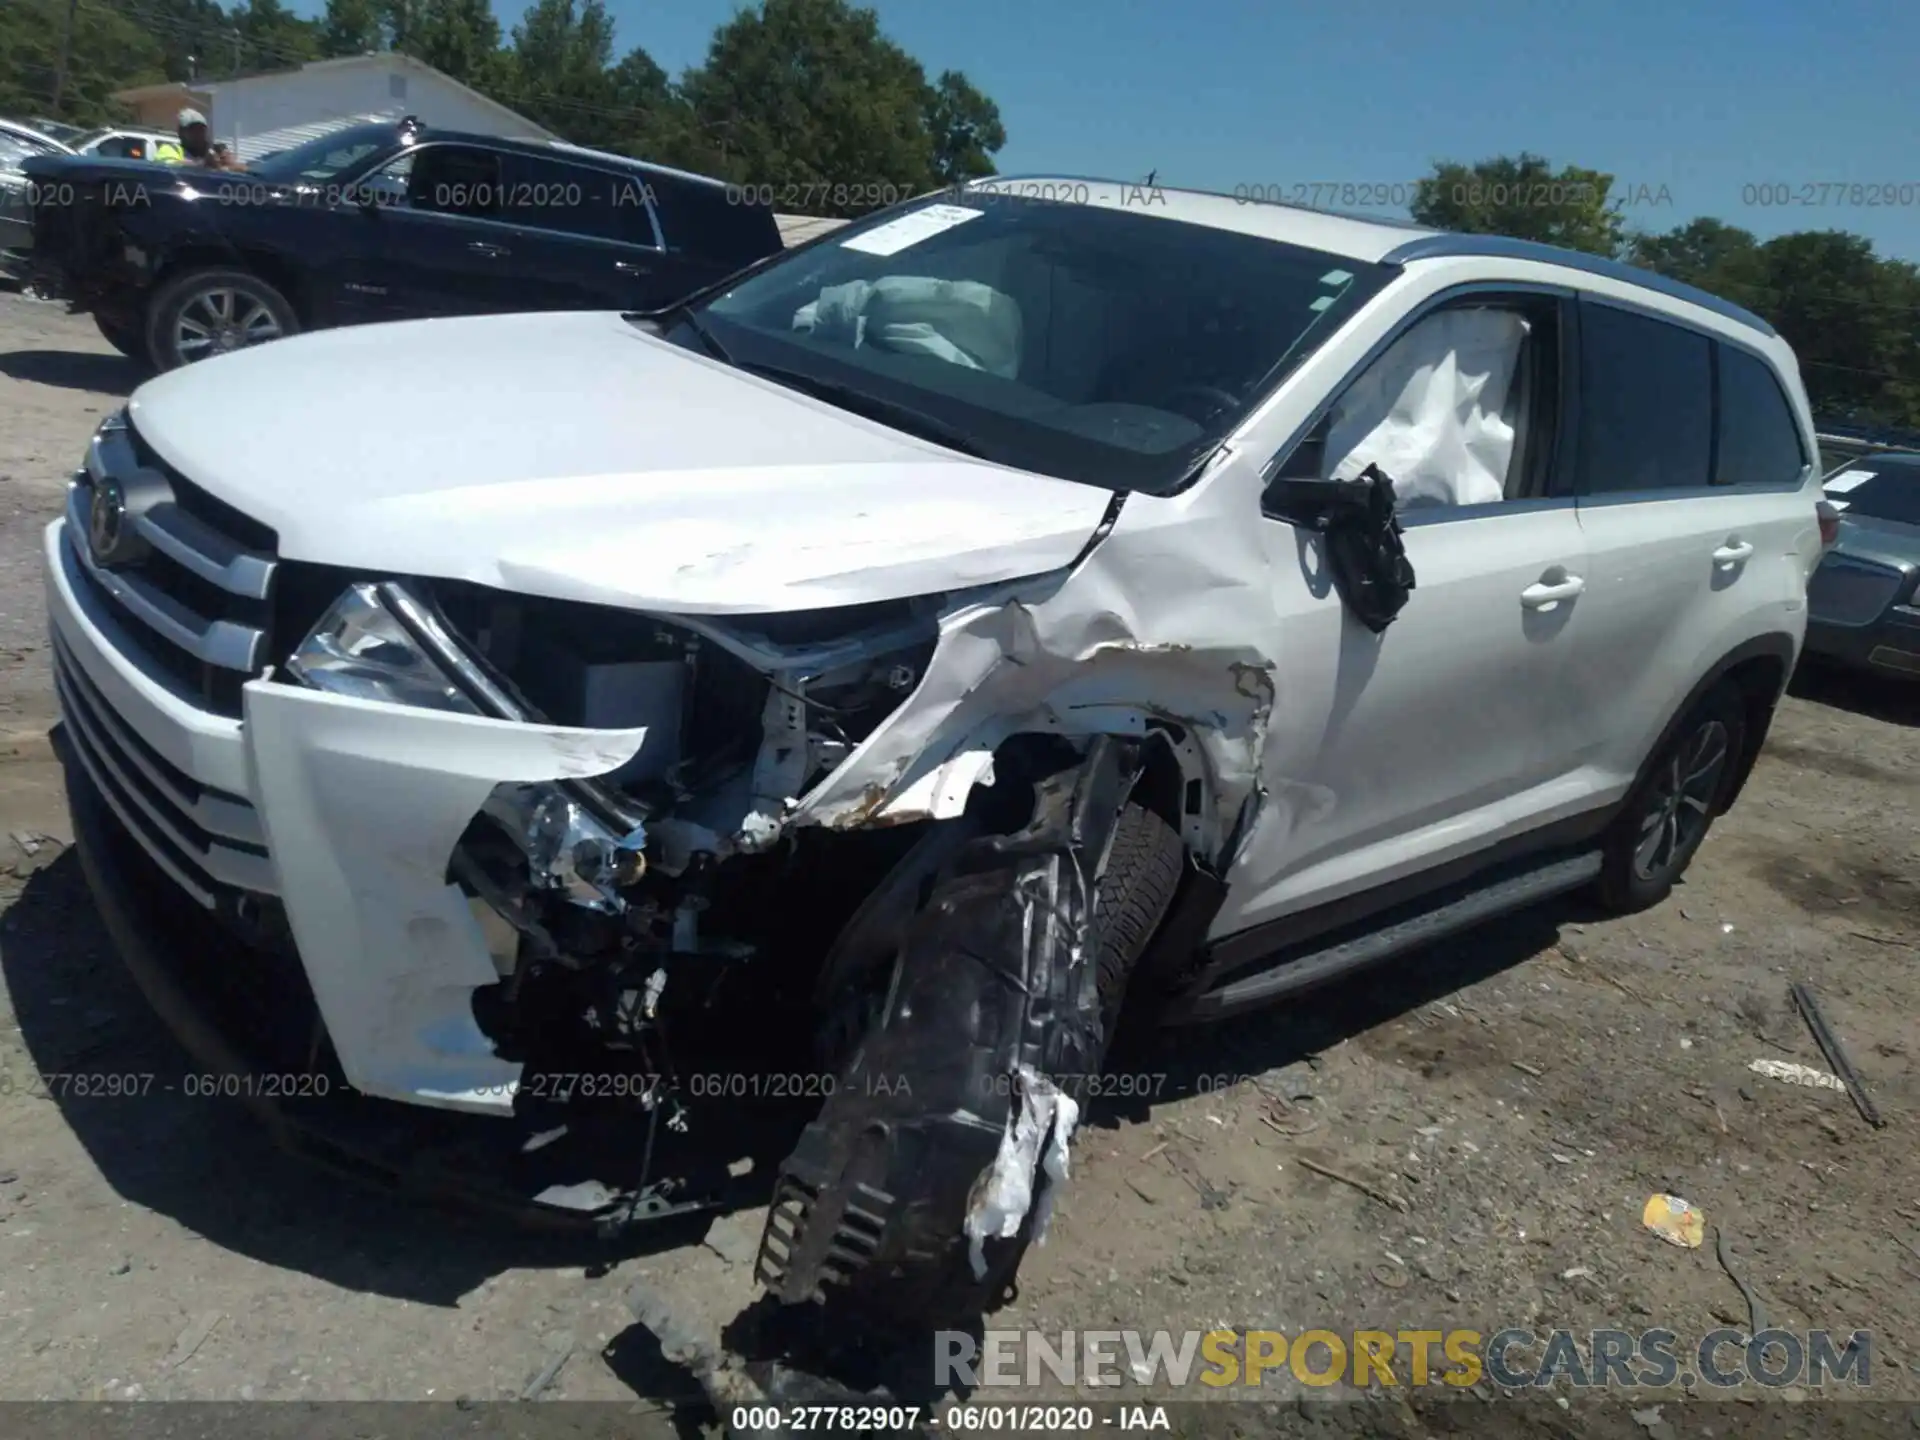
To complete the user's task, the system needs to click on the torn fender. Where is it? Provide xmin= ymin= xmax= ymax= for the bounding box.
xmin=243 ymin=678 xmax=647 ymax=1113
xmin=788 ymin=588 xmax=1274 ymax=863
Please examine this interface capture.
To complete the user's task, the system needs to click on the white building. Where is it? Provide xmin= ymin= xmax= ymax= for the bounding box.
xmin=111 ymin=53 xmax=554 ymax=154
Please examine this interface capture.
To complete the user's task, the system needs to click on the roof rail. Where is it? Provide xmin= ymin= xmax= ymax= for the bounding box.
xmin=1378 ymin=233 xmax=1776 ymax=338
xmin=974 ymin=173 xmax=1436 ymax=232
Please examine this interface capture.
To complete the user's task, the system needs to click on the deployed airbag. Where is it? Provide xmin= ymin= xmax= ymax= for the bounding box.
xmin=1321 ymin=308 xmax=1528 ymax=508
xmin=794 ymin=277 xmax=1023 ymax=379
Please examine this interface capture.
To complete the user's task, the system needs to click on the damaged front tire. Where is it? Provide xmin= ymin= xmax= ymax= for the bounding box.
xmin=755 ymin=740 xmax=1182 ymax=1330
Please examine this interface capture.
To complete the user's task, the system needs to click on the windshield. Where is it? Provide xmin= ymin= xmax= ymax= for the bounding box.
xmin=1827 ymin=457 xmax=1920 ymax=527
xmin=3 ymin=128 xmax=63 ymax=157
xmin=248 ymin=125 xmax=398 ymax=183
xmin=0 ymin=136 xmax=35 ymax=170
xmin=688 ymin=190 xmax=1389 ymax=493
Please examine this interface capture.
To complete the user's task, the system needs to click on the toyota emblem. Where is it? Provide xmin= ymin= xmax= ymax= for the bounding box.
xmin=88 ymin=478 xmax=128 ymax=566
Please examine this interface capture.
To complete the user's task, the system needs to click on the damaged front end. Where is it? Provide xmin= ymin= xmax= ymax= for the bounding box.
xmin=243 ymin=573 xmax=971 ymax=1221
xmin=231 ymin=486 xmax=1273 ymax=1270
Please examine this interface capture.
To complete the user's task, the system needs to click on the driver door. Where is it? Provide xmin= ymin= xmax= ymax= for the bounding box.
xmin=1215 ymin=290 xmax=1600 ymax=937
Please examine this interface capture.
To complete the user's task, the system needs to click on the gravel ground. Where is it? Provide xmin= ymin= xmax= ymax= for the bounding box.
xmin=1 ymin=291 xmax=1916 ymax=1425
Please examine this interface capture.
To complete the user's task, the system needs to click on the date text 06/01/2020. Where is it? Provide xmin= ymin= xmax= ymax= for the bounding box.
xmin=726 ymin=1404 xmax=1170 ymax=1432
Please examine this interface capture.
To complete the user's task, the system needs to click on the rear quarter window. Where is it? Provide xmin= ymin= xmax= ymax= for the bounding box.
xmin=1715 ymin=344 xmax=1807 ymax=486
xmin=647 ymin=172 xmax=782 ymax=265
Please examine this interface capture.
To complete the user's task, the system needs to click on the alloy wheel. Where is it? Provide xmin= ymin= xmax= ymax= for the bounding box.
xmin=175 ymin=286 xmax=282 ymax=361
xmin=1631 ymin=718 xmax=1731 ymax=882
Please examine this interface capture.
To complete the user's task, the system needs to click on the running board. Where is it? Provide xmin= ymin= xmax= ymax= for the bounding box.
xmin=1179 ymin=851 xmax=1601 ymax=1022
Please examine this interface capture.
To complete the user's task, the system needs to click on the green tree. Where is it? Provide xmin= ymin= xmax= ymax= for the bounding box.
xmin=677 ymin=0 xmax=943 ymax=212
xmin=1625 ymin=216 xmax=1763 ymax=295
xmin=1411 ymin=152 xmax=1625 ymax=257
xmin=405 ymin=0 xmax=504 ymax=89
xmin=0 ymin=0 xmax=164 ymax=121
xmin=502 ymin=0 xmax=628 ymax=145
xmin=1757 ymin=232 xmax=1920 ymax=426
xmin=922 ymin=69 xmax=1003 ymax=184
xmin=233 ymin=0 xmax=320 ymax=71
xmin=319 ymin=0 xmax=385 ymax=57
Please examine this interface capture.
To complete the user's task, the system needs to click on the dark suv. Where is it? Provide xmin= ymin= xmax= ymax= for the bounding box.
xmin=17 ymin=118 xmax=784 ymax=369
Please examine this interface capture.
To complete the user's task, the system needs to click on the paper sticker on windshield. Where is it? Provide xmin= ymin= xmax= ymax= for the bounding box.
xmin=841 ymin=204 xmax=983 ymax=257
xmin=1823 ymin=469 xmax=1875 ymax=493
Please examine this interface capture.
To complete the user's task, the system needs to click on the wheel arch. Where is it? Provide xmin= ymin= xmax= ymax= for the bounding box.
xmin=1642 ymin=632 xmax=1795 ymax=814
xmin=149 ymin=246 xmax=311 ymax=325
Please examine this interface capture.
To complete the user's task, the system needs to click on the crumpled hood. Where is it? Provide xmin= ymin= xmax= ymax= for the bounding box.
xmin=126 ymin=311 xmax=1115 ymax=613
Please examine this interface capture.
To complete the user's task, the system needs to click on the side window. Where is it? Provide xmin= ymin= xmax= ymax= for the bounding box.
xmin=404 ymin=146 xmax=503 ymax=219
xmin=1577 ymin=301 xmax=1712 ymax=494
xmin=1270 ymin=295 xmax=1560 ymax=513
xmin=649 ymin=172 xmax=782 ymax=265
xmin=1715 ymin=344 xmax=1807 ymax=486
xmin=495 ymin=154 xmax=655 ymax=246
xmin=97 ymin=135 xmax=144 ymax=159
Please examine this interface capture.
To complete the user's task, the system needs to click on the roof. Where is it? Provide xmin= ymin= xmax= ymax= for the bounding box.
xmin=1380 ymin=233 xmax=1777 ymax=337
xmin=543 ymin=140 xmax=730 ymax=186
xmin=113 ymin=53 xmax=553 ymax=143
xmin=230 ymin=112 xmax=392 ymax=163
xmin=969 ymin=175 xmax=1436 ymax=263
xmin=109 ymin=80 xmax=209 ymax=105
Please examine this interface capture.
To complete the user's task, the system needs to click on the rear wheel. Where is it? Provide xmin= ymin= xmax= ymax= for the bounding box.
xmin=758 ymin=795 xmax=1183 ymax=1329
xmin=1595 ymin=684 xmax=1746 ymax=913
xmin=144 ymin=267 xmax=297 ymax=371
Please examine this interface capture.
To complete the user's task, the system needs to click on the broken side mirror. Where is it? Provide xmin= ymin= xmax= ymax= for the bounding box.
xmin=1268 ymin=460 xmax=1417 ymax=634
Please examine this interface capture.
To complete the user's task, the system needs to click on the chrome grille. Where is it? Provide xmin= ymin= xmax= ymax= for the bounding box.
xmin=64 ymin=414 xmax=279 ymax=715
xmin=52 ymin=628 xmax=276 ymax=904
xmin=1808 ymin=554 xmax=1905 ymax=627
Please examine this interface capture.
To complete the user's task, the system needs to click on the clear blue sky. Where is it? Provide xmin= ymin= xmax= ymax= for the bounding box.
xmin=304 ymin=0 xmax=1920 ymax=261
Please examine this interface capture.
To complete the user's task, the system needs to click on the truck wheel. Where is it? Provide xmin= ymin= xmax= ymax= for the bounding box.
xmin=758 ymin=791 xmax=1183 ymax=1331
xmin=1594 ymin=683 xmax=1746 ymax=913
xmin=145 ymin=268 xmax=297 ymax=371
xmin=94 ymin=313 xmax=148 ymax=364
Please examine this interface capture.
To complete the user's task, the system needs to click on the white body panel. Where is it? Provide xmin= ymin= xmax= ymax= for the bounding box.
xmin=49 ymin=207 xmax=1820 ymax=1111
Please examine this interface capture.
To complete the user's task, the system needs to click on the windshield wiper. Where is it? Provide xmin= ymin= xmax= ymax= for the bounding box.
xmin=675 ymin=307 xmax=732 ymax=363
xmin=735 ymin=361 xmax=989 ymax=459
xmin=625 ymin=303 xmax=732 ymax=363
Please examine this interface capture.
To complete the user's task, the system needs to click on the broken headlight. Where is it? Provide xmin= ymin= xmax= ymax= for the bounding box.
xmin=286 ymin=581 xmax=482 ymax=713
xmin=287 ymin=581 xmax=644 ymax=913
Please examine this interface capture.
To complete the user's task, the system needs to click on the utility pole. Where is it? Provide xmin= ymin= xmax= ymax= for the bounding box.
xmin=50 ymin=0 xmax=79 ymax=112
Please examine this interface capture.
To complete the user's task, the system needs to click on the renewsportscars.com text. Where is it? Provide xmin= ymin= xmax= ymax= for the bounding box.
xmin=936 ymin=1327 xmax=1872 ymax=1390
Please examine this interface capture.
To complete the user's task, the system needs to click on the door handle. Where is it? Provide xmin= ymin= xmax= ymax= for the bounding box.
xmin=467 ymin=240 xmax=509 ymax=258
xmin=1712 ymin=540 xmax=1755 ymax=564
xmin=1520 ymin=575 xmax=1586 ymax=608
xmin=615 ymin=259 xmax=653 ymax=275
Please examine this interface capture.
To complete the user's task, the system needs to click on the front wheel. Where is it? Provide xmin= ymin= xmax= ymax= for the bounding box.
xmin=94 ymin=312 xmax=147 ymax=363
xmin=758 ymin=794 xmax=1183 ymax=1330
xmin=1594 ymin=684 xmax=1746 ymax=913
xmin=144 ymin=267 xmax=297 ymax=371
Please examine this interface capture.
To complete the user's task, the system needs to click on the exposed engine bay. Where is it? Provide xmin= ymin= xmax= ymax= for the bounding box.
xmin=353 ymin=578 xmax=996 ymax=1222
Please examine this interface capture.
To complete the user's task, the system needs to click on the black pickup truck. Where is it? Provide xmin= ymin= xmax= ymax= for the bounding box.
xmin=14 ymin=118 xmax=784 ymax=369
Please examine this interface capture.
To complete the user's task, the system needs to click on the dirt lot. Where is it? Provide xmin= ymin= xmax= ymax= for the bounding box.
xmin=1 ymin=290 xmax=1917 ymax=1423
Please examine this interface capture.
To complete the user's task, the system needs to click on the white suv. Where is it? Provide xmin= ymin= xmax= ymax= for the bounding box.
xmin=45 ymin=177 xmax=1824 ymax=1328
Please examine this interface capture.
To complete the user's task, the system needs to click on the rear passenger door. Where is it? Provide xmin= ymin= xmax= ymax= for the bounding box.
xmin=488 ymin=152 xmax=681 ymax=310
xmin=1566 ymin=298 xmax=1815 ymax=796
xmin=362 ymin=143 xmax=522 ymax=317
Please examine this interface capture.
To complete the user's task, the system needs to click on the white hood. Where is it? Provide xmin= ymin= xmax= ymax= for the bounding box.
xmin=126 ymin=311 xmax=1115 ymax=613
